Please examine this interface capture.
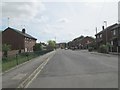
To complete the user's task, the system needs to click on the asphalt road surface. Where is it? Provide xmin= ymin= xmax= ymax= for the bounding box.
xmin=28 ymin=49 xmax=118 ymax=88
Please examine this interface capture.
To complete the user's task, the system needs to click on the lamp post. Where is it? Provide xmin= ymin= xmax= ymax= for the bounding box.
xmin=104 ymin=21 xmax=108 ymax=53
xmin=96 ymin=27 xmax=98 ymax=50
xmin=104 ymin=21 xmax=107 ymax=44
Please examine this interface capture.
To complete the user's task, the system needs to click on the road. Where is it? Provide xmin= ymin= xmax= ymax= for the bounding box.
xmin=2 ymin=51 xmax=55 ymax=88
xmin=28 ymin=49 xmax=118 ymax=88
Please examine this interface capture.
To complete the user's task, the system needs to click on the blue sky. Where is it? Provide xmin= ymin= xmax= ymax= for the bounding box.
xmin=0 ymin=0 xmax=119 ymax=43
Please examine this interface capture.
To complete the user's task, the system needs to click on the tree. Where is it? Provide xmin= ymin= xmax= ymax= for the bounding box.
xmin=2 ymin=44 xmax=11 ymax=57
xmin=47 ymin=40 xmax=56 ymax=50
xmin=33 ymin=43 xmax=43 ymax=51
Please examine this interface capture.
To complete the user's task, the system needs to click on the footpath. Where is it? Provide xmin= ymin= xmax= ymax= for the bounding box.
xmin=90 ymin=51 xmax=119 ymax=57
xmin=2 ymin=50 xmax=56 ymax=88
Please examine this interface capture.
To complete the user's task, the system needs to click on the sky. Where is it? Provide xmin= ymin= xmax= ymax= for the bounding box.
xmin=0 ymin=0 xmax=119 ymax=43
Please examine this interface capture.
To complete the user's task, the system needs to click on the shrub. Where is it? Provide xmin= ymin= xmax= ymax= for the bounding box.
xmin=98 ymin=44 xmax=108 ymax=53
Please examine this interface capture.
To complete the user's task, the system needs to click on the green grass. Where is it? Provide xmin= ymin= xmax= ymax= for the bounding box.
xmin=2 ymin=50 xmax=50 ymax=72
xmin=2 ymin=50 xmax=53 ymax=72
xmin=2 ymin=53 xmax=39 ymax=72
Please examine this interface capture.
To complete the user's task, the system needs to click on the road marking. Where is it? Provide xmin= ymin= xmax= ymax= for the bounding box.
xmin=17 ymin=51 xmax=56 ymax=88
xmin=24 ymin=58 xmax=50 ymax=88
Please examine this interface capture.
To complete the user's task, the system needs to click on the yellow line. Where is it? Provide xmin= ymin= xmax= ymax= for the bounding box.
xmin=23 ymin=52 xmax=56 ymax=88
xmin=25 ymin=58 xmax=50 ymax=88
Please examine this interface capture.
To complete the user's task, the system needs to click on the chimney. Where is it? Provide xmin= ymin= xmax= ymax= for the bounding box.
xmin=22 ymin=28 xmax=25 ymax=33
xmin=102 ymin=26 xmax=104 ymax=30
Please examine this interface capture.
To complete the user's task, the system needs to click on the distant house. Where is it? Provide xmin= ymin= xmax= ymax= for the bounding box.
xmin=95 ymin=23 xmax=119 ymax=52
xmin=2 ymin=27 xmax=37 ymax=52
xmin=79 ymin=36 xmax=95 ymax=49
xmin=68 ymin=36 xmax=95 ymax=49
xmin=56 ymin=43 xmax=67 ymax=49
xmin=68 ymin=36 xmax=84 ymax=49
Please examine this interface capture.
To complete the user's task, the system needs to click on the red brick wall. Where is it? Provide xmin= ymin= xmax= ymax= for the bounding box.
xmin=2 ymin=29 xmax=24 ymax=50
xmin=24 ymin=38 xmax=36 ymax=52
xmin=81 ymin=37 xmax=94 ymax=45
xmin=2 ymin=28 xmax=36 ymax=52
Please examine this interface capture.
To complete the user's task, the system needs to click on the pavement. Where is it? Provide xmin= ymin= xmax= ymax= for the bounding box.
xmin=2 ymin=50 xmax=56 ymax=88
xmin=28 ymin=49 xmax=118 ymax=88
xmin=90 ymin=51 xmax=118 ymax=57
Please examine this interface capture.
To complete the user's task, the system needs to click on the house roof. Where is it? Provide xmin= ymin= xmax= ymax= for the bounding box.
xmin=95 ymin=23 xmax=118 ymax=36
xmin=73 ymin=35 xmax=84 ymax=41
xmin=72 ymin=36 xmax=94 ymax=43
xmin=4 ymin=27 xmax=37 ymax=40
xmin=110 ymin=23 xmax=119 ymax=30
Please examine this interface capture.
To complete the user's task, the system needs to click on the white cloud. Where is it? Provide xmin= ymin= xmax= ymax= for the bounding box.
xmin=1 ymin=1 xmax=46 ymax=30
xmin=57 ymin=18 xmax=69 ymax=23
xmin=2 ymin=1 xmax=45 ymax=20
xmin=2 ymin=0 xmax=119 ymax=2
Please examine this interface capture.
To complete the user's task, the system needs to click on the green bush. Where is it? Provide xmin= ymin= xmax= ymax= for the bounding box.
xmin=98 ymin=44 xmax=108 ymax=53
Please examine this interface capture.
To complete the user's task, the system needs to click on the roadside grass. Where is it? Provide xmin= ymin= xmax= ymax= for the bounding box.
xmin=2 ymin=50 xmax=52 ymax=72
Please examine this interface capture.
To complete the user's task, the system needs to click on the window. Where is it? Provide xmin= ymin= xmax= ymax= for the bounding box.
xmin=113 ymin=30 xmax=116 ymax=35
xmin=100 ymin=34 xmax=102 ymax=38
xmin=111 ymin=41 xmax=113 ymax=46
xmin=97 ymin=35 xmax=99 ymax=39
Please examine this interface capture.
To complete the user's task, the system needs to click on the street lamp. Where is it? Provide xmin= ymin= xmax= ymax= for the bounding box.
xmin=104 ymin=21 xmax=107 ymax=28
xmin=104 ymin=21 xmax=109 ymax=53
xmin=104 ymin=21 xmax=107 ymax=44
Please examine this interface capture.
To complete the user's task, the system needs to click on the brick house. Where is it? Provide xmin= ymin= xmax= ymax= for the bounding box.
xmin=56 ymin=43 xmax=67 ymax=49
xmin=79 ymin=36 xmax=95 ymax=49
xmin=68 ymin=36 xmax=84 ymax=49
xmin=110 ymin=24 xmax=119 ymax=52
xmin=95 ymin=23 xmax=119 ymax=52
xmin=68 ymin=36 xmax=95 ymax=49
xmin=2 ymin=27 xmax=37 ymax=52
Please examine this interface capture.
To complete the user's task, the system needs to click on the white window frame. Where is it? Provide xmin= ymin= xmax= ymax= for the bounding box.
xmin=100 ymin=34 xmax=102 ymax=38
xmin=113 ymin=30 xmax=116 ymax=35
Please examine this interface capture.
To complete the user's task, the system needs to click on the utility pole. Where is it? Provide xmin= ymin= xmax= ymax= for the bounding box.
xmin=96 ymin=27 xmax=98 ymax=50
xmin=104 ymin=21 xmax=107 ymax=44
xmin=96 ymin=27 xmax=97 ymax=34
xmin=104 ymin=21 xmax=109 ymax=53
xmin=104 ymin=21 xmax=108 ymax=45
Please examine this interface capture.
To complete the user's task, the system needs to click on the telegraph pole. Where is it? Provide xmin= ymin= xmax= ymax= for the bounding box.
xmin=96 ymin=27 xmax=97 ymax=34
xmin=104 ymin=21 xmax=107 ymax=44
xmin=96 ymin=27 xmax=98 ymax=50
xmin=104 ymin=21 xmax=109 ymax=53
